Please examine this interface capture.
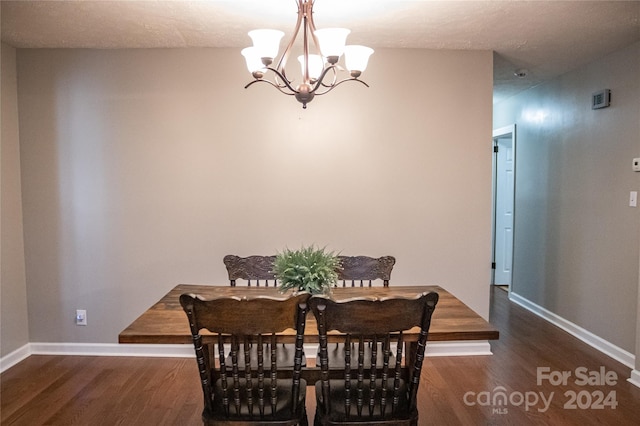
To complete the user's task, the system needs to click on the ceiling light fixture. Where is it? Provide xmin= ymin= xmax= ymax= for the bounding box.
xmin=241 ymin=0 xmax=374 ymax=109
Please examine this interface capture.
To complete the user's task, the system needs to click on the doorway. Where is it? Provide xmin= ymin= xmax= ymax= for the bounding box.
xmin=491 ymin=124 xmax=516 ymax=289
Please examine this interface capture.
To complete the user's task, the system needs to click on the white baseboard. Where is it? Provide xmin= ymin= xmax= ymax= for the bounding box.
xmin=1 ymin=340 xmax=492 ymax=374
xmin=426 ymin=341 xmax=492 ymax=356
xmin=0 ymin=344 xmax=31 ymax=373
xmin=509 ymin=291 xmax=635 ymax=368
xmin=628 ymin=369 xmax=640 ymax=389
xmin=29 ymin=342 xmax=194 ymax=358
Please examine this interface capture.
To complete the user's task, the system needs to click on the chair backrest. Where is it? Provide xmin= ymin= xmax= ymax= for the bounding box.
xmin=309 ymin=292 xmax=438 ymax=424
xmin=223 ymin=255 xmax=277 ymax=286
xmin=336 ymin=255 xmax=396 ymax=287
xmin=223 ymin=254 xmax=395 ymax=287
xmin=180 ymin=292 xmax=309 ymax=422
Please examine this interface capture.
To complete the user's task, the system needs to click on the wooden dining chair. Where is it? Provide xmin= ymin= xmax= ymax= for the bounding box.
xmin=223 ymin=254 xmax=305 ymax=368
xmin=328 ymin=255 xmax=396 ymax=365
xmin=180 ymin=292 xmax=310 ymax=426
xmin=309 ymin=292 xmax=439 ymax=426
xmin=224 ymin=255 xmax=278 ymax=287
xmin=336 ymin=256 xmax=395 ymax=287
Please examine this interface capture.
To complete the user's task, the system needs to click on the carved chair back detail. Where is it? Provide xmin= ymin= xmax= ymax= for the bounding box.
xmin=336 ymin=256 xmax=395 ymax=287
xmin=223 ymin=255 xmax=395 ymax=288
xmin=180 ymin=293 xmax=309 ymax=425
xmin=224 ymin=255 xmax=277 ymax=287
xmin=309 ymin=292 xmax=439 ymax=425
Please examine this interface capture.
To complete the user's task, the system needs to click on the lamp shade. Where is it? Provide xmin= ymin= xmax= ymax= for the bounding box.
xmin=248 ymin=29 xmax=284 ymax=59
xmin=344 ymin=45 xmax=374 ymax=72
xmin=298 ymin=54 xmax=324 ymax=80
xmin=241 ymin=47 xmax=264 ymax=73
xmin=314 ymin=28 xmax=350 ymax=58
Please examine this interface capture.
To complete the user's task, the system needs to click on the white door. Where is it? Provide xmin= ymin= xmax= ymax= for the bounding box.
xmin=492 ymin=125 xmax=516 ymax=286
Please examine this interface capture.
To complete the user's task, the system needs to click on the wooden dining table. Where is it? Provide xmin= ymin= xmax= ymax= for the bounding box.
xmin=119 ymin=284 xmax=499 ymax=345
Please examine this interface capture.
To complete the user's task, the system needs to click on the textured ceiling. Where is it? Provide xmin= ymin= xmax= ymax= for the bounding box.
xmin=2 ymin=0 xmax=639 ymax=103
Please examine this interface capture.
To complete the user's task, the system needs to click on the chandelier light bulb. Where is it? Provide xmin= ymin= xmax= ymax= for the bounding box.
xmin=298 ymin=54 xmax=324 ymax=80
xmin=241 ymin=47 xmax=264 ymax=74
xmin=314 ymin=28 xmax=350 ymax=63
xmin=248 ymin=29 xmax=284 ymax=62
xmin=344 ymin=45 xmax=374 ymax=74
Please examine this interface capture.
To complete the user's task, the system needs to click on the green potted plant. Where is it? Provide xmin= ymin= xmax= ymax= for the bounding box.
xmin=273 ymin=245 xmax=341 ymax=295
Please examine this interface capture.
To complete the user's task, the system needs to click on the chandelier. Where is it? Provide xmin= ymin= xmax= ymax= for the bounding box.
xmin=241 ymin=0 xmax=374 ymax=109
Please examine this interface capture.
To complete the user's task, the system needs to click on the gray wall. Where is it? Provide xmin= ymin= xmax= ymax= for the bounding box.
xmin=7 ymin=47 xmax=493 ymax=346
xmin=1 ymin=42 xmax=29 ymax=357
xmin=494 ymin=41 xmax=640 ymax=353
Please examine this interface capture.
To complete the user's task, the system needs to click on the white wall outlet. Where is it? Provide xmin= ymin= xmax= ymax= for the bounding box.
xmin=76 ymin=309 xmax=87 ymax=326
xmin=633 ymin=158 xmax=640 ymax=172
xmin=630 ymin=191 xmax=637 ymax=208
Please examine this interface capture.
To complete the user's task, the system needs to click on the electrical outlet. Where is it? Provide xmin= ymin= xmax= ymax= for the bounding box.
xmin=76 ymin=309 xmax=87 ymax=326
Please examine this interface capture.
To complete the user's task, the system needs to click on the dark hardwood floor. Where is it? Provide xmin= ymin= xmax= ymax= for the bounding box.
xmin=2 ymin=287 xmax=639 ymax=425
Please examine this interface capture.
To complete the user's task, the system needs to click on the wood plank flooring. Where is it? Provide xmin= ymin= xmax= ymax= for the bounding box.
xmin=2 ymin=287 xmax=639 ymax=425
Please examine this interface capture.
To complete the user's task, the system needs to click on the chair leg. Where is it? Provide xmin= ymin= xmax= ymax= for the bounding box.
xmin=300 ymin=413 xmax=309 ymax=426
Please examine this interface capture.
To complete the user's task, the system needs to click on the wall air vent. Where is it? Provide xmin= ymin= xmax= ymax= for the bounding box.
xmin=592 ymin=89 xmax=611 ymax=109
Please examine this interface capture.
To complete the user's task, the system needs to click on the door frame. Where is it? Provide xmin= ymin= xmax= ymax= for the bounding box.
xmin=491 ymin=124 xmax=517 ymax=289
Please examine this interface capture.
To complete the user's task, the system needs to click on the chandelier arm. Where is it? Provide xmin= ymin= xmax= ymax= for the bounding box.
xmin=275 ymin=0 xmax=305 ymax=79
xmin=309 ymin=64 xmax=339 ymax=93
xmin=265 ymin=66 xmax=301 ymax=93
xmin=243 ymin=78 xmax=297 ymax=96
xmin=267 ymin=70 xmax=293 ymax=90
xmin=306 ymin=1 xmax=323 ymax=56
xmin=312 ymin=78 xmax=370 ymax=96
xmin=302 ymin=6 xmax=310 ymax=82
xmin=317 ymin=66 xmax=338 ymax=89
xmin=243 ymin=66 xmax=305 ymax=95
xmin=273 ymin=73 xmax=293 ymax=90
